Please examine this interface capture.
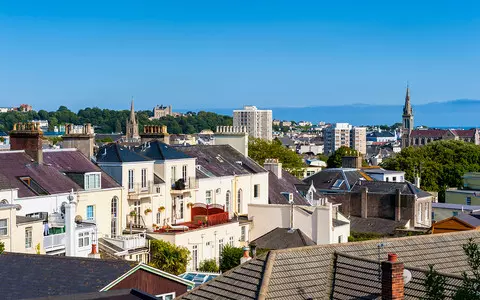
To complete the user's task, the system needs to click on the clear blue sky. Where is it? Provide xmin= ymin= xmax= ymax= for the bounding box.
xmin=1 ymin=0 xmax=479 ymax=111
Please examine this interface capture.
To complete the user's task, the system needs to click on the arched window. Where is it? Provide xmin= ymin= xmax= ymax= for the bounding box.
xmin=111 ymin=196 xmax=118 ymax=237
xmin=237 ymin=189 xmax=242 ymax=214
xmin=225 ymin=191 xmax=231 ymax=213
xmin=0 ymin=199 xmax=8 ymax=204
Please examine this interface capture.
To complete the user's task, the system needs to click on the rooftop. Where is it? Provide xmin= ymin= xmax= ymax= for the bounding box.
xmin=268 ymin=170 xmax=310 ymax=205
xmin=134 ymin=140 xmax=191 ymax=161
xmin=179 ymin=231 xmax=480 ymax=300
xmin=0 ymin=253 xmax=135 ymax=300
xmin=96 ymin=143 xmax=153 ymax=163
xmin=303 ymin=168 xmax=372 ymax=191
xmin=251 ymin=227 xmax=316 ymax=250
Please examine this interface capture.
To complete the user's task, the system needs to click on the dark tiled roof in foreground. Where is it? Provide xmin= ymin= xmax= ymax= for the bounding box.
xmin=135 ymin=141 xmax=191 ymax=161
xmin=0 ymin=253 xmax=135 ymax=300
xmin=96 ymin=143 xmax=152 ymax=163
xmin=251 ymin=227 xmax=315 ymax=250
xmin=179 ymin=231 xmax=480 ymax=300
xmin=30 ymin=289 xmax=157 ymax=300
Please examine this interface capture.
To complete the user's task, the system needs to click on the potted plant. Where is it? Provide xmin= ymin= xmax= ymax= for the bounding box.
xmin=129 ymin=210 xmax=137 ymax=217
xmin=158 ymin=206 xmax=165 ymax=212
xmin=144 ymin=208 xmax=152 ymax=215
xmin=187 ymin=202 xmax=194 ymax=208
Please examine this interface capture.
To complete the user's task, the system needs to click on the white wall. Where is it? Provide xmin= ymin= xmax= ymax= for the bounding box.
xmin=150 ymin=221 xmax=244 ymax=271
xmin=248 ymin=203 xmax=350 ymax=245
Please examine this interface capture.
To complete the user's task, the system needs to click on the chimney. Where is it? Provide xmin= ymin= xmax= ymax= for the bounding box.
xmin=395 ymin=189 xmax=402 ymax=221
xmin=65 ymin=189 xmax=76 ymax=257
xmin=361 ymin=187 xmax=368 ymax=218
xmin=264 ymin=159 xmax=282 ymax=178
xmin=10 ymin=122 xmax=44 ymax=164
xmin=414 ymin=175 xmax=421 ymax=189
xmin=381 ymin=253 xmax=405 ymax=300
xmin=88 ymin=243 xmax=101 ymax=259
xmin=341 ymin=151 xmax=363 ymax=169
xmin=240 ymin=246 xmax=251 ymax=264
xmin=62 ymin=123 xmax=95 ymax=159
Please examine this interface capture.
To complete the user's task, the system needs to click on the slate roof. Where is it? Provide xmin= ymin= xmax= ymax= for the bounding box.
xmin=432 ymin=202 xmax=480 ymax=211
xmin=179 ymin=231 xmax=480 ymax=300
xmin=367 ymin=131 xmax=396 ymax=138
xmin=16 ymin=215 xmax=43 ymax=225
xmin=303 ymin=168 xmax=372 ymax=191
xmin=361 ymin=167 xmax=404 ymax=175
xmin=350 ymin=180 xmax=432 ymax=198
xmin=410 ymin=129 xmax=449 ymax=138
xmin=135 ymin=141 xmax=191 ymax=161
xmin=29 ymin=289 xmax=158 ymax=300
xmin=251 ymin=227 xmax=316 ymax=250
xmin=268 ymin=170 xmax=310 ymax=205
xmin=456 ymin=213 xmax=480 ymax=227
xmin=0 ymin=253 xmax=136 ymax=300
xmin=451 ymin=129 xmax=477 ymax=137
xmin=174 ymin=145 xmax=266 ymax=177
xmin=96 ymin=143 xmax=152 ymax=163
xmin=349 ymin=216 xmax=409 ymax=235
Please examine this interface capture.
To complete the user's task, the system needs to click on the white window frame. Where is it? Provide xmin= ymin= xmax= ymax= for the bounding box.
xmin=219 ymin=238 xmax=224 ymax=258
xmin=254 ymin=184 xmax=260 ymax=198
xmin=206 ymin=190 xmax=212 ymax=204
xmin=182 ymin=165 xmax=187 ymax=181
xmin=0 ymin=219 xmax=7 ymax=236
xmin=225 ymin=191 xmax=231 ymax=213
xmin=128 ymin=169 xmax=134 ymax=191
xmin=25 ymin=227 xmax=32 ymax=249
xmin=171 ymin=166 xmax=177 ymax=181
xmin=156 ymin=292 xmax=176 ymax=300
xmin=240 ymin=226 xmax=246 ymax=242
xmin=78 ymin=231 xmax=91 ymax=248
xmin=84 ymin=172 xmax=101 ymax=190
xmin=229 ymin=236 xmax=234 ymax=246
xmin=141 ymin=168 xmax=147 ymax=189
xmin=192 ymin=245 xmax=198 ymax=270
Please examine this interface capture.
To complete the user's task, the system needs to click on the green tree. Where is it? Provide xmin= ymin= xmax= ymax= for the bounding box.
xmin=381 ymin=140 xmax=480 ymax=200
xmin=149 ymin=240 xmax=190 ymax=275
xmin=0 ymin=241 xmax=4 ymax=254
xmin=317 ymin=154 xmax=329 ymax=162
xmin=423 ymin=265 xmax=446 ymax=300
xmin=248 ymin=138 xmax=305 ymax=173
xmin=198 ymin=259 xmax=220 ymax=273
xmin=115 ymin=119 xmax=122 ymax=133
xmin=220 ymin=245 xmax=243 ymax=272
xmin=327 ymin=146 xmax=357 ymax=168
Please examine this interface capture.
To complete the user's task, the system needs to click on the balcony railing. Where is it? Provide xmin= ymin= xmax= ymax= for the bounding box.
xmin=171 ymin=177 xmax=199 ymax=191
xmin=44 ymin=233 xmax=66 ymax=250
xmin=128 ymin=180 xmax=161 ymax=195
xmin=103 ymin=233 xmax=147 ymax=250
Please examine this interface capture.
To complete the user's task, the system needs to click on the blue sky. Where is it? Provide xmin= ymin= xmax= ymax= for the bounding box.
xmin=1 ymin=1 xmax=479 ymax=111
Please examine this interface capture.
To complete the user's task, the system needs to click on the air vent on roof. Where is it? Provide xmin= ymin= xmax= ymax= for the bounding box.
xmin=235 ymin=161 xmax=243 ymax=166
xmin=216 ymin=155 xmax=224 ymax=163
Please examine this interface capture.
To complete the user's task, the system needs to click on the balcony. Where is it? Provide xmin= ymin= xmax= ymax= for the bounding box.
xmin=170 ymin=177 xmax=199 ymax=194
xmin=102 ymin=233 xmax=148 ymax=251
xmin=44 ymin=233 xmax=66 ymax=252
xmin=128 ymin=180 xmax=161 ymax=200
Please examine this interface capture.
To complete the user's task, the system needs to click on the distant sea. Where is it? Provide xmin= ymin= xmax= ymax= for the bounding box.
xmin=180 ymin=99 xmax=480 ymax=127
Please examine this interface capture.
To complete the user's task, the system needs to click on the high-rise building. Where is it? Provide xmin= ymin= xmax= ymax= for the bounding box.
xmin=233 ymin=106 xmax=273 ymax=141
xmin=323 ymin=123 xmax=366 ymax=155
xmin=126 ymin=99 xmax=140 ymax=141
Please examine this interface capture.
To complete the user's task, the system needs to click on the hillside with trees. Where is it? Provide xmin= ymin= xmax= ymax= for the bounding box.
xmin=0 ymin=106 xmax=232 ymax=134
xmin=381 ymin=140 xmax=480 ymax=201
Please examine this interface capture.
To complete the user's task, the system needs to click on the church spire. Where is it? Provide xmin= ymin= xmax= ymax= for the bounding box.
xmin=130 ymin=97 xmax=136 ymax=124
xmin=403 ymin=84 xmax=412 ymax=116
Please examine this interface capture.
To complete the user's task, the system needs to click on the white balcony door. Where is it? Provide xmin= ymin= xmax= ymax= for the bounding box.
xmin=174 ymin=196 xmax=184 ymax=224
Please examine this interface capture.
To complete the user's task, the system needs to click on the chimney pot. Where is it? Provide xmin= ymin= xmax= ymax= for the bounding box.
xmin=388 ymin=253 xmax=398 ymax=262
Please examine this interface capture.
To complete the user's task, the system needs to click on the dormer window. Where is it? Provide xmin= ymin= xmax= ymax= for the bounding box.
xmin=85 ymin=172 xmax=101 ymax=190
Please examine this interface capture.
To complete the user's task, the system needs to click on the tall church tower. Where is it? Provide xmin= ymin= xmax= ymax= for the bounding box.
xmin=126 ymin=98 xmax=140 ymax=141
xmin=401 ymin=85 xmax=414 ymax=148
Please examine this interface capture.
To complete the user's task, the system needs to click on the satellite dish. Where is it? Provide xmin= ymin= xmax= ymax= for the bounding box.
xmin=60 ymin=202 xmax=67 ymax=215
xmin=74 ymin=215 xmax=83 ymax=224
xmin=403 ymin=269 xmax=412 ymax=285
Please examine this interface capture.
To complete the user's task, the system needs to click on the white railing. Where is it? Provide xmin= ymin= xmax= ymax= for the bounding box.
xmin=44 ymin=233 xmax=66 ymax=250
xmin=103 ymin=233 xmax=147 ymax=250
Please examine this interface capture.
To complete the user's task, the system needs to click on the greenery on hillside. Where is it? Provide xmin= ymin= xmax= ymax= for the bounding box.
xmin=248 ymin=138 xmax=305 ymax=173
xmin=381 ymin=140 xmax=480 ymax=201
xmin=0 ymin=106 xmax=232 ymax=134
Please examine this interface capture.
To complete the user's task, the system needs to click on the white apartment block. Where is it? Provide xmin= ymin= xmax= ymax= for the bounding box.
xmin=233 ymin=106 xmax=273 ymax=141
xmin=323 ymin=123 xmax=366 ymax=155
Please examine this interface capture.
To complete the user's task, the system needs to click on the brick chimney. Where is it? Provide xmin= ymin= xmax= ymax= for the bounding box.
xmin=264 ymin=159 xmax=282 ymax=178
xmin=140 ymin=125 xmax=170 ymax=144
xmin=381 ymin=253 xmax=405 ymax=300
xmin=10 ymin=122 xmax=43 ymax=164
xmin=360 ymin=187 xmax=368 ymax=218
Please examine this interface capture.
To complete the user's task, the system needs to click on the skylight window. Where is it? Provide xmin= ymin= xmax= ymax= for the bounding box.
xmin=19 ymin=176 xmax=49 ymax=195
xmin=332 ymin=179 xmax=344 ymax=189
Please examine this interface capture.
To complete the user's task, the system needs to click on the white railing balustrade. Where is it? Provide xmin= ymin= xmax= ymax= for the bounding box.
xmin=44 ymin=233 xmax=66 ymax=249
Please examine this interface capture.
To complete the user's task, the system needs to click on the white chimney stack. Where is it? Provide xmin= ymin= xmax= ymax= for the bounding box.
xmin=264 ymin=159 xmax=282 ymax=179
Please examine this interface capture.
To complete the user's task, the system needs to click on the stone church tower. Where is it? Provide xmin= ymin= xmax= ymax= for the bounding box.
xmin=401 ymin=85 xmax=414 ymax=148
xmin=126 ymin=99 xmax=140 ymax=141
